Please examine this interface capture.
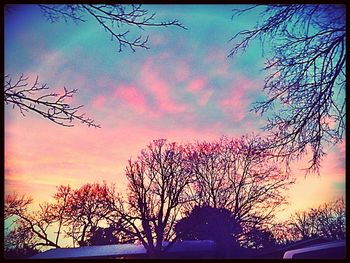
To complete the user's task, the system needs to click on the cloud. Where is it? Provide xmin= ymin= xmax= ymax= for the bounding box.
xmin=175 ymin=61 xmax=190 ymax=82
xmin=187 ymin=79 xmax=206 ymax=93
xmin=4 ymin=113 xmax=232 ymax=204
xmin=140 ymin=59 xmax=188 ymax=114
xmin=219 ymin=75 xmax=258 ymax=121
xmin=186 ymin=78 xmax=213 ymax=107
xmin=92 ymin=95 xmax=107 ymax=109
xmin=114 ymin=84 xmax=151 ymax=115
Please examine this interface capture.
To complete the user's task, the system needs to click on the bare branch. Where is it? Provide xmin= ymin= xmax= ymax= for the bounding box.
xmin=38 ymin=4 xmax=186 ymax=53
xmin=4 ymin=74 xmax=100 ymax=128
xmin=230 ymin=4 xmax=346 ymax=172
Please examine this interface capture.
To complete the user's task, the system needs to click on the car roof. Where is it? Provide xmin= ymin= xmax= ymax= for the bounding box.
xmin=283 ymin=240 xmax=345 ymax=259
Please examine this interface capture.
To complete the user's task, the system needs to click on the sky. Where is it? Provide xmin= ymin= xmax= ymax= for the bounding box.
xmin=4 ymin=4 xmax=345 ymax=220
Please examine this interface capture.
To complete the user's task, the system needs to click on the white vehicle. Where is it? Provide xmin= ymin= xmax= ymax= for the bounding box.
xmin=283 ymin=240 xmax=345 ymax=259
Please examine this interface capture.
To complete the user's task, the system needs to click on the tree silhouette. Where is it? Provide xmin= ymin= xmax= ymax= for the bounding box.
xmin=4 ymin=193 xmax=62 ymax=253
xmin=289 ymin=197 xmax=346 ymax=241
xmin=4 ymin=183 xmax=122 ymax=256
xmin=86 ymin=226 xmax=118 ymax=246
xmin=175 ymin=206 xmax=242 ymax=258
xmin=57 ymin=183 xmax=120 ymax=247
xmin=240 ymin=226 xmax=277 ymax=249
xmin=117 ymin=139 xmax=193 ymax=258
xmin=230 ymin=5 xmax=345 ymax=172
xmin=4 ymin=74 xmax=100 ymax=128
xmin=184 ymin=135 xmax=295 ymax=238
xmin=271 ymin=197 xmax=346 ymax=244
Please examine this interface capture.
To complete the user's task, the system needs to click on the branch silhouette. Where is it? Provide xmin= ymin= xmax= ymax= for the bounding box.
xmin=230 ymin=5 xmax=345 ymax=172
xmin=4 ymin=74 xmax=100 ymax=128
xmin=38 ymin=4 xmax=187 ymax=52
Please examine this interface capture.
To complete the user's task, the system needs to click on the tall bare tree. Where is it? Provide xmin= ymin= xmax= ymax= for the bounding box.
xmin=118 ymin=139 xmax=192 ymax=257
xmin=229 ymin=5 xmax=346 ymax=172
xmin=184 ymin=135 xmax=295 ymax=239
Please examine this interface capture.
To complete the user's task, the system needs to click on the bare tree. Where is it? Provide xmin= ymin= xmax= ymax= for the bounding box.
xmin=274 ymin=197 xmax=346 ymax=243
xmin=4 ymin=74 xmax=100 ymax=128
xmin=4 ymin=193 xmax=62 ymax=251
xmin=38 ymin=4 xmax=186 ymax=52
xmin=4 ymin=221 xmax=39 ymax=258
xmin=117 ymin=139 xmax=192 ymax=258
xmin=185 ymin=135 xmax=295 ymax=239
xmin=58 ymin=182 xmax=120 ymax=247
xmin=229 ymin=5 xmax=346 ymax=172
xmin=289 ymin=210 xmax=319 ymax=240
xmin=4 ymin=183 xmax=122 ymax=254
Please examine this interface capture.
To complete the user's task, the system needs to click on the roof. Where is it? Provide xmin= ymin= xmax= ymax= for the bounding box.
xmin=30 ymin=240 xmax=217 ymax=259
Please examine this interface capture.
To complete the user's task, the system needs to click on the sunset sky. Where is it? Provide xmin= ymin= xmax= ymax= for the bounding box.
xmin=4 ymin=4 xmax=345 ymax=220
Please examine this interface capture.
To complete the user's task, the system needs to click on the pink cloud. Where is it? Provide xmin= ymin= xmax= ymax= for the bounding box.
xmin=205 ymin=49 xmax=227 ymax=63
xmin=4 ymin=114 xmax=227 ymax=204
xmin=337 ymin=140 xmax=345 ymax=155
xmin=198 ymin=90 xmax=214 ymax=107
xmin=114 ymin=85 xmax=151 ymax=115
xmin=186 ymin=78 xmax=213 ymax=107
xmin=204 ymin=49 xmax=230 ymax=77
xmin=140 ymin=59 xmax=188 ymax=114
xmin=175 ymin=61 xmax=190 ymax=82
xmin=220 ymin=97 xmax=246 ymax=121
xmin=96 ymin=75 xmax=115 ymax=90
xmin=92 ymin=95 xmax=107 ymax=109
xmin=5 ymin=113 xmax=344 ymax=218
xmin=219 ymin=75 xmax=258 ymax=121
xmin=187 ymin=79 xmax=206 ymax=93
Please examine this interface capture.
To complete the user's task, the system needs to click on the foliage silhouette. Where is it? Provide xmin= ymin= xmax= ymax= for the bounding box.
xmin=175 ymin=205 xmax=242 ymax=258
xmin=4 ymin=183 xmax=122 ymax=255
xmin=4 ymin=193 xmax=61 ymax=251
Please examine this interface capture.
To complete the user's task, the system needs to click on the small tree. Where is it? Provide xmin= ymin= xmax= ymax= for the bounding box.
xmin=274 ymin=197 xmax=346 ymax=243
xmin=298 ymin=197 xmax=345 ymax=240
xmin=4 ymin=183 xmax=122 ymax=255
xmin=240 ymin=226 xmax=277 ymax=249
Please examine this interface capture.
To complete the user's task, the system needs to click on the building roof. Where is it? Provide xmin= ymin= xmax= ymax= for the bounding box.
xmin=31 ymin=240 xmax=217 ymax=259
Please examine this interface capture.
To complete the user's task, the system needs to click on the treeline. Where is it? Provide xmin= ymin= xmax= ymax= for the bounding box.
xmin=4 ymin=135 xmax=345 ymax=258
